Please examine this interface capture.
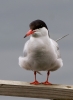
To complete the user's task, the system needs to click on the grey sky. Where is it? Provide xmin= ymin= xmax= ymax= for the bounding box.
xmin=0 ymin=0 xmax=73 ymax=100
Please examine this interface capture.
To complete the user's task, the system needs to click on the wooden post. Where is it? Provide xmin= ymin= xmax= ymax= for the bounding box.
xmin=0 ymin=80 xmax=73 ymax=99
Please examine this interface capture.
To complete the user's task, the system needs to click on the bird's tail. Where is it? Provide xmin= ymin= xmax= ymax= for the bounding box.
xmin=36 ymin=71 xmax=42 ymax=75
xmin=32 ymin=70 xmax=42 ymax=75
xmin=56 ymin=34 xmax=69 ymax=42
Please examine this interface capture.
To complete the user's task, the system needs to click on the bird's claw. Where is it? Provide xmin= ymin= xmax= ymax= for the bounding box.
xmin=42 ymin=81 xmax=52 ymax=85
xmin=30 ymin=80 xmax=40 ymax=85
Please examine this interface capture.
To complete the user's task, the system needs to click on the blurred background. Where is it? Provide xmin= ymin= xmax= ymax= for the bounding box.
xmin=0 ymin=0 xmax=73 ymax=100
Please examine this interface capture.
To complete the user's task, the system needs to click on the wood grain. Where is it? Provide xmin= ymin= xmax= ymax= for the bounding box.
xmin=0 ymin=80 xmax=73 ymax=99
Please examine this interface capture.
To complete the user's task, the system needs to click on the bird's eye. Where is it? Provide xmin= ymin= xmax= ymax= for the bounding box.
xmin=41 ymin=25 xmax=42 ymax=27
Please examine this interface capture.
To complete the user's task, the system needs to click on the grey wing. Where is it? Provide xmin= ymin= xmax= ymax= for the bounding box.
xmin=56 ymin=43 xmax=61 ymax=58
xmin=23 ymin=50 xmax=27 ymax=57
xmin=23 ymin=40 xmax=29 ymax=57
xmin=51 ymin=39 xmax=61 ymax=59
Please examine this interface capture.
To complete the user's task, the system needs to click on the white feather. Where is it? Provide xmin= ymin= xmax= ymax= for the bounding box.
xmin=19 ymin=27 xmax=63 ymax=72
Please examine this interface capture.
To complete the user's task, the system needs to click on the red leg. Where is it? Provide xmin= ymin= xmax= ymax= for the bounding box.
xmin=30 ymin=71 xmax=40 ymax=85
xmin=42 ymin=71 xmax=52 ymax=85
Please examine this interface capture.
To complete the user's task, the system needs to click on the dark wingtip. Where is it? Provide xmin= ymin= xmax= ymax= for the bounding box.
xmin=24 ymin=35 xmax=27 ymax=38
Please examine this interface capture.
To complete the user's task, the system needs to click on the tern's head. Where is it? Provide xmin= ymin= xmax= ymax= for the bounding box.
xmin=24 ymin=19 xmax=50 ymax=38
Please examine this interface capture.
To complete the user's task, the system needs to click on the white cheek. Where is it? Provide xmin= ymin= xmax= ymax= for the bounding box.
xmin=40 ymin=27 xmax=48 ymax=35
xmin=32 ymin=27 xmax=48 ymax=37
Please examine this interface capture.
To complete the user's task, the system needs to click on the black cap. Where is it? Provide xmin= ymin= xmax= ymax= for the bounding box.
xmin=29 ymin=19 xmax=48 ymax=30
xmin=29 ymin=19 xmax=50 ymax=37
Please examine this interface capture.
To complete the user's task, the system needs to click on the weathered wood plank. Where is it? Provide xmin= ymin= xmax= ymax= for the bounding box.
xmin=0 ymin=80 xmax=73 ymax=99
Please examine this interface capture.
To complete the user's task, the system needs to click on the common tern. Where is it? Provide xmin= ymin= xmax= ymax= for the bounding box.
xmin=19 ymin=19 xmax=63 ymax=85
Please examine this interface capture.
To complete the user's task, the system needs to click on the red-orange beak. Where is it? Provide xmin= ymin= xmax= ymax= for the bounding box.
xmin=24 ymin=30 xmax=34 ymax=38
